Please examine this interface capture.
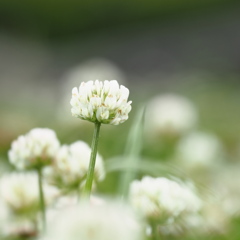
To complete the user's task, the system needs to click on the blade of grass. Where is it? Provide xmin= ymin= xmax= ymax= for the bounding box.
xmin=117 ymin=106 xmax=145 ymax=196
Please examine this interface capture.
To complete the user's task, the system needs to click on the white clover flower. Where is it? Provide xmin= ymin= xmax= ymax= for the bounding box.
xmin=176 ymin=131 xmax=223 ymax=169
xmin=57 ymin=58 xmax=127 ymax=125
xmin=0 ymin=172 xmax=59 ymax=214
xmin=57 ymin=59 xmax=127 ymax=125
xmin=70 ymin=80 xmax=132 ymax=125
xmin=8 ymin=128 xmax=60 ymax=170
xmin=39 ymin=200 xmax=143 ymax=240
xmin=44 ymin=141 xmax=105 ymax=191
xmin=129 ymin=176 xmax=202 ymax=221
xmin=145 ymin=94 xmax=197 ymax=138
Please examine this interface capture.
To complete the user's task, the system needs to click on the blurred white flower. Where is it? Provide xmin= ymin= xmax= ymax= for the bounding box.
xmin=129 ymin=176 xmax=202 ymax=221
xmin=193 ymin=199 xmax=230 ymax=235
xmin=145 ymin=94 xmax=198 ymax=138
xmin=45 ymin=194 xmax=105 ymax=227
xmin=70 ymin=80 xmax=132 ymax=125
xmin=176 ymin=131 xmax=223 ymax=169
xmin=8 ymin=128 xmax=60 ymax=170
xmin=0 ymin=172 xmax=59 ymax=214
xmin=210 ymin=164 xmax=240 ymax=218
xmin=65 ymin=58 xmax=126 ymax=85
xmin=44 ymin=141 xmax=105 ymax=191
xmin=40 ymin=200 xmax=143 ymax=240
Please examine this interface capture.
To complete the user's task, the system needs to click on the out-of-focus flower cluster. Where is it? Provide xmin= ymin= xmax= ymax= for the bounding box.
xmin=145 ymin=94 xmax=198 ymax=138
xmin=129 ymin=176 xmax=202 ymax=236
xmin=2 ymin=127 xmax=107 ymax=239
xmin=8 ymin=128 xmax=60 ymax=170
xmin=176 ymin=131 xmax=224 ymax=170
xmin=71 ymin=80 xmax=132 ymax=125
xmin=0 ymin=172 xmax=59 ymax=238
xmin=44 ymin=141 xmax=105 ymax=192
xmin=142 ymin=92 xmax=239 ymax=237
xmin=1 ymin=82 xmax=240 ymax=240
xmin=0 ymin=172 xmax=57 ymax=214
xmin=40 ymin=200 xmax=143 ymax=240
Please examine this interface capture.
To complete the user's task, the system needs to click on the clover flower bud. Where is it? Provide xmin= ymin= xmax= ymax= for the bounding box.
xmin=39 ymin=200 xmax=143 ymax=240
xmin=44 ymin=141 xmax=105 ymax=191
xmin=70 ymin=80 xmax=132 ymax=125
xmin=8 ymin=128 xmax=60 ymax=170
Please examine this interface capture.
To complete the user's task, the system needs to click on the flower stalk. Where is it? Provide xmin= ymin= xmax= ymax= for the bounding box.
xmin=149 ymin=222 xmax=160 ymax=240
xmin=83 ymin=121 xmax=101 ymax=198
xmin=37 ymin=168 xmax=46 ymax=231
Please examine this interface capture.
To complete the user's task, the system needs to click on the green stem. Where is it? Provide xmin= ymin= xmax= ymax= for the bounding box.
xmin=83 ymin=121 xmax=101 ymax=199
xmin=37 ymin=168 xmax=46 ymax=231
xmin=149 ymin=221 xmax=161 ymax=240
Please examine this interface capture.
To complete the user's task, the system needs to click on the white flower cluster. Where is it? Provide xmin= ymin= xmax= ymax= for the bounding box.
xmin=40 ymin=201 xmax=143 ymax=240
xmin=8 ymin=128 xmax=60 ymax=170
xmin=129 ymin=176 xmax=202 ymax=221
xmin=70 ymin=80 xmax=132 ymax=125
xmin=145 ymin=94 xmax=197 ymax=137
xmin=44 ymin=141 xmax=105 ymax=190
xmin=0 ymin=172 xmax=58 ymax=214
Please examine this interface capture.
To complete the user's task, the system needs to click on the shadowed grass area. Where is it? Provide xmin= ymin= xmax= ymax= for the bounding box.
xmin=0 ymin=0 xmax=239 ymax=37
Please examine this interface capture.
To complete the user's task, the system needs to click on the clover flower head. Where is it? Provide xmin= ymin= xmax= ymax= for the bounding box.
xmin=70 ymin=80 xmax=132 ymax=125
xmin=0 ymin=172 xmax=58 ymax=214
xmin=44 ymin=141 xmax=105 ymax=190
xmin=40 ymin=200 xmax=143 ymax=240
xmin=8 ymin=128 xmax=60 ymax=170
xmin=129 ymin=176 xmax=202 ymax=221
xmin=145 ymin=94 xmax=197 ymax=137
xmin=58 ymin=59 xmax=126 ymax=124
